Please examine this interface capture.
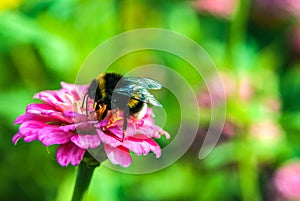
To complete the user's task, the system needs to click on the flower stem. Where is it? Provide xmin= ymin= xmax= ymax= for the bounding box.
xmin=71 ymin=162 xmax=99 ymax=201
xmin=225 ymin=0 xmax=251 ymax=67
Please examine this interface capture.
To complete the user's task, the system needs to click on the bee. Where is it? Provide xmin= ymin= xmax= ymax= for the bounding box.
xmin=83 ymin=72 xmax=162 ymax=141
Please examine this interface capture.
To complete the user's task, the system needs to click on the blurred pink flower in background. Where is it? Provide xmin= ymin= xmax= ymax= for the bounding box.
xmin=274 ymin=0 xmax=300 ymax=19
xmin=197 ymin=72 xmax=235 ymax=108
xmin=222 ymin=121 xmax=236 ymax=137
xmin=13 ymin=82 xmax=169 ymax=167
xmin=197 ymin=73 xmax=237 ymax=137
xmin=264 ymin=97 xmax=281 ymax=113
xmin=274 ymin=161 xmax=300 ymax=200
xmin=250 ymin=120 xmax=281 ymax=141
xmin=253 ymin=0 xmax=300 ymax=21
xmin=238 ymin=76 xmax=254 ymax=102
xmin=193 ymin=0 xmax=237 ymax=18
xmin=197 ymin=73 xmax=255 ymax=107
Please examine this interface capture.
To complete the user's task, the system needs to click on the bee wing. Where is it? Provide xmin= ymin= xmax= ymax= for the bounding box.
xmin=122 ymin=77 xmax=162 ymax=90
xmin=135 ymin=88 xmax=162 ymax=107
xmin=113 ymin=84 xmax=162 ymax=107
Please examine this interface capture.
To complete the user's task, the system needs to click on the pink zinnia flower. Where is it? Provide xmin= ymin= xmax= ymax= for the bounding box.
xmin=12 ymin=82 xmax=170 ymax=167
xmin=274 ymin=161 xmax=300 ymax=200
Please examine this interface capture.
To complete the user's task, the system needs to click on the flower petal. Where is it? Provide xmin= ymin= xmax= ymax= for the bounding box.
xmin=12 ymin=133 xmax=22 ymax=145
xmin=14 ymin=113 xmax=58 ymax=125
xmin=34 ymin=91 xmax=63 ymax=107
xmin=105 ymin=122 xmax=136 ymax=139
xmin=18 ymin=120 xmax=46 ymax=142
xmin=60 ymin=121 xmax=98 ymax=133
xmin=34 ymin=90 xmax=74 ymax=111
xmin=61 ymin=82 xmax=88 ymax=92
xmin=105 ymin=126 xmax=123 ymax=139
xmin=97 ymin=129 xmax=122 ymax=148
xmin=59 ymin=124 xmax=77 ymax=132
xmin=26 ymin=103 xmax=73 ymax=123
xmin=135 ymin=126 xmax=157 ymax=137
xmin=38 ymin=126 xmax=73 ymax=146
xmin=135 ymin=124 xmax=170 ymax=139
xmin=157 ymin=126 xmax=170 ymax=139
xmin=124 ymin=134 xmax=161 ymax=157
xmin=104 ymin=144 xmax=132 ymax=167
xmin=71 ymin=134 xmax=101 ymax=149
xmin=56 ymin=142 xmax=85 ymax=166
xmin=60 ymin=82 xmax=88 ymax=99
xmin=26 ymin=103 xmax=55 ymax=114
xmin=63 ymin=111 xmax=81 ymax=118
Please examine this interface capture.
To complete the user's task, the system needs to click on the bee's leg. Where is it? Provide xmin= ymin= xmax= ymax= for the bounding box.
xmin=82 ymin=93 xmax=88 ymax=115
xmin=122 ymin=109 xmax=129 ymax=142
xmin=91 ymin=100 xmax=97 ymax=115
xmin=122 ymin=118 xmax=127 ymax=142
xmin=85 ymin=95 xmax=89 ymax=115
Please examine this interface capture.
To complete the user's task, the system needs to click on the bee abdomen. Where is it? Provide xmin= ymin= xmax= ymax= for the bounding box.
xmin=129 ymin=99 xmax=144 ymax=115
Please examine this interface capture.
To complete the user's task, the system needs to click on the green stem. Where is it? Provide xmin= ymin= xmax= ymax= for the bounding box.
xmin=71 ymin=162 xmax=99 ymax=201
xmin=225 ymin=0 xmax=251 ymax=67
xmin=237 ymin=136 xmax=261 ymax=201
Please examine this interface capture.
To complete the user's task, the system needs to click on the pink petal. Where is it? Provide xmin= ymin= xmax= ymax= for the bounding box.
xmin=59 ymin=124 xmax=77 ymax=132
xmin=71 ymin=134 xmax=101 ymax=149
xmin=60 ymin=82 xmax=88 ymax=100
xmin=97 ymin=119 xmax=110 ymax=127
xmin=141 ymin=136 xmax=161 ymax=157
xmin=26 ymin=103 xmax=72 ymax=123
xmin=12 ymin=133 xmax=22 ymax=145
xmin=60 ymin=121 xmax=97 ymax=133
xmin=122 ymin=123 xmax=136 ymax=137
xmin=136 ymin=124 xmax=170 ymax=139
xmin=63 ymin=111 xmax=97 ymax=125
xmin=56 ymin=91 xmax=78 ymax=105
xmin=105 ymin=126 xmax=123 ymax=139
xmin=14 ymin=113 xmax=58 ymax=125
xmin=60 ymin=82 xmax=78 ymax=90
xmin=123 ymin=138 xmax=144 ymax=155
xmin=133 ymin=119 xmax=144 ymax=127
xmin=144 ymin=108 xmax=154 ymax=118
xmin=157 ymin=126 xmax=170 ymax=139
xmin=124 ymin=134 xmax=161 ymax=157
xmin=97 ymin=129 xmax=122 ymax=148
xmin=63 ymin=111 xmax=87 ymax=120
xmin=135 ymin=126 xmax=157 ymax=137
xmin=26 ymin=103 xmax=56 ymax=114
xmin=150 ymin=125 xmax=170 ymax=139
xmin=18 ymin=120 xmax=46 ymax=142
xmin=61 ymin=82 xmax=88 ymax=92
xmin=38 ymin=126 xmax=73 ymax=146
xmin=104 ymin=144 xmax=132 ymax=167
xmin=105 ymin=122 xmax=136 ymax=139
xmin=56 ymin=142 xmax=85 ymax=166
xmin=34 ymin=91 xmax=62 ymax=106
xmin=138 ymin=116 xmax=154 ymax=127
xmin=34 ymin=91 xmax=72 ymax=111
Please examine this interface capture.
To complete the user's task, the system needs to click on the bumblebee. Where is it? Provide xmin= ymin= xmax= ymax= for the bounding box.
xmin=83 ymin=72 xmax=162 ymax=141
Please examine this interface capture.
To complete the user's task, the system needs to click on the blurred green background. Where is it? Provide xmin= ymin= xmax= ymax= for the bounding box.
xmin=2 ymin=0 xmax=300 ymax=200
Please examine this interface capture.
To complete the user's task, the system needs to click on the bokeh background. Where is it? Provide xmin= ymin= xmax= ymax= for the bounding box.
xmin=2 ymin=0 xmax=300 ymax=200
